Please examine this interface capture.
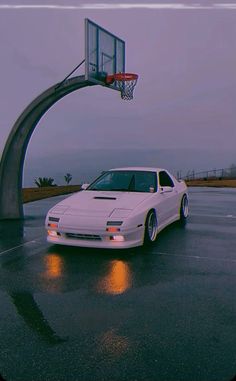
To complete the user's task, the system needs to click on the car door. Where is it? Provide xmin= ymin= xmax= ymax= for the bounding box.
xmin=158 ymin=171 xmax=178 ymax=224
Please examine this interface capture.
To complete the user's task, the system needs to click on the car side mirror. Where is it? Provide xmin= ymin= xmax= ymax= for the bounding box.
xmin=81 ymin=183 xmax=90 ymax=190
xmin=160 ymin=186 xmax=173 ymax=194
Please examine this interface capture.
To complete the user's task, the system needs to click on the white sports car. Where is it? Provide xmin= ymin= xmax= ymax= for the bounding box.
xmin=46 ymin=167 xmax=188 ymax=249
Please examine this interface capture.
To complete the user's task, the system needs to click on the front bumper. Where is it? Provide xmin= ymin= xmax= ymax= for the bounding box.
xmin=46 ymin=226 xmax=144 ymax=249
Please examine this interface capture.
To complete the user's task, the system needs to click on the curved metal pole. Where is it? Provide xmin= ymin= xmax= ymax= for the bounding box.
xmin=0 ymin=75 xmax=96 ymax=219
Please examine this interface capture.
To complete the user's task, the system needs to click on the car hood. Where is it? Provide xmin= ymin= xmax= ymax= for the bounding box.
xmin=50 ymin=190 xmax=152 ymax=218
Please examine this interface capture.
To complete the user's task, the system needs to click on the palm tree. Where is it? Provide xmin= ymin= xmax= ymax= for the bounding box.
xmin=64 ymin=173 xmax=72 ymax=185
xmin=35 ymin=177 xmax=57 ymax=187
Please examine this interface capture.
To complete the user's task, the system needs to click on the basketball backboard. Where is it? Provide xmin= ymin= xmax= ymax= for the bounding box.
xmin=85 ymin=19 xmax=125 ymax=90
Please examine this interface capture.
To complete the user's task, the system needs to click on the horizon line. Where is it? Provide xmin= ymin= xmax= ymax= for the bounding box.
xmin=0 ymin=3 xmax=236 ymax=11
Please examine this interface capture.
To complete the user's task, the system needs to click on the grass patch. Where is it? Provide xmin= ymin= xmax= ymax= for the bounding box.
xmin=22 ymin=179 xmax=236 ymax=204
xmin=186 ymin=179 xmax=236 ymax=188
xmin=22 ymin=185 xmax=81 ymax=203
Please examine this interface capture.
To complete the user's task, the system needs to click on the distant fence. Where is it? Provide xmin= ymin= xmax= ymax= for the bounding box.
xmin=177 ymin=167 xmax=236 ymax=181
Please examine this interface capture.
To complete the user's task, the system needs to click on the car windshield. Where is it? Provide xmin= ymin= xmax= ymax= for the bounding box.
xmin=87 ymin=170 xmax=157 ymax=193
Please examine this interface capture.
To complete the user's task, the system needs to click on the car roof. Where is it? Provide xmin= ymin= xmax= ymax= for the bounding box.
xmin=109 ymin=167 xmax=165 ymax=172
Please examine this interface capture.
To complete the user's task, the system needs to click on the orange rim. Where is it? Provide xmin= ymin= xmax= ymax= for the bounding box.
xmin=106 ymin=73 xmax=138 ymax=84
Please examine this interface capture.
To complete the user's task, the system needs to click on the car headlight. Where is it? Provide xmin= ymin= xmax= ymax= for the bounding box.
xmin=48 ymin=216 xmax=60 ymax=222
xmin=107 ymin=221 xmax=123 ymax=226
xmin=50 ymin=206 xmax=69 ymax=214
xmin=110 ymin=209 xmax=132 ymax=218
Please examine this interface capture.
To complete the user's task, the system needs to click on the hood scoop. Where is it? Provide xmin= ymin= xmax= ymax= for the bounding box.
xmin=93 ymin=196 xmax=117 ymax=200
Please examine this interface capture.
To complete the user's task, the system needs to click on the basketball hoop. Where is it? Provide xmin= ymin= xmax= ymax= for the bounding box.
xmin=106 ymin=73 xmax=138 ymax=100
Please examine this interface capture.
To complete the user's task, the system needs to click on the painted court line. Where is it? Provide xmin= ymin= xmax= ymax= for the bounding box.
xmin=0 ymin=236 xmax=44 ymax=256
xmin=190 ymin=213 xmax=236 ymax=219
xmin=156 ymin=251 xmax=236 ymax=263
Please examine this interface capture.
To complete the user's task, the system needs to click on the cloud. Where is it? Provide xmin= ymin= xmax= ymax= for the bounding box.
xmin=0 ymin=3 xmax=236 ymax=11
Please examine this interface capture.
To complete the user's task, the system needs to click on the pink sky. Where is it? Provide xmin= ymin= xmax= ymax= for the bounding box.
xmin=0 ymin=0 xmax=236 ymax=162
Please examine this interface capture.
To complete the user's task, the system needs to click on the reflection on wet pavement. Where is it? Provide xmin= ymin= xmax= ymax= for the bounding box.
xmin=96 ymin=260 xmax=132 ymax=295
xmin=0 ymin=189 xmax=236 ymax=381
xmin=43 ymin=253 xmax=64 ymax=280
xmin=0 ymin=220 xmax=25 ymax=252
xmin=40 ymin=253 xmax=65 ymax=293
xmin=10 ymin=292 xmax=67 ymax=345
xmin=98 ymin=328 xmax=130 ymax=358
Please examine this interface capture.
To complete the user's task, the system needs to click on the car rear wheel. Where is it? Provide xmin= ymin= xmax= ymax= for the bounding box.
xmin=144 ymin=210 xmax=158 ymax=245
xmin=180 ymin=194 xmax=189 ymax=224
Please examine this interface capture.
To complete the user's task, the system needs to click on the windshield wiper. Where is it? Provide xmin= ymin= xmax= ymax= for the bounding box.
xmin=89 ymin=187 xmax=117 ymax=191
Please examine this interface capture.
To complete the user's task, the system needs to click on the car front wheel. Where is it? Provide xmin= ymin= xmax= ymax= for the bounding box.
xmin=180 ymin=194 xmax=189 ymax=224
xmin=144 ymin=210 xmax=158 ymax=245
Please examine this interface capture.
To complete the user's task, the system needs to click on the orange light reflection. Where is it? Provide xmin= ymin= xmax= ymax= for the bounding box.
xmin=44 ymin=254 xmax=64 ymax=279
xmin=97 ymin=260 xmax=131 ymax=295
xmin=99 ymin=329 xmax=130 ymax=357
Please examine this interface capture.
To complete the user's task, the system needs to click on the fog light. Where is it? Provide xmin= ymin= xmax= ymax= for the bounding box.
xmin=47 ymin=230 xmax=58 ymax=237
xmin=110 ymin=235 xmax=125 ymax=242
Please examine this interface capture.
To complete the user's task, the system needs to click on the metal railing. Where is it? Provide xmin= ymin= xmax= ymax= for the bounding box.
xmin=181 ymin=167 xmax=236 ymax=181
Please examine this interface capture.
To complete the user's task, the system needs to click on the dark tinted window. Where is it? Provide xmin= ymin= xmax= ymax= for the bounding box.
xmin=159 ymin=171 xmax=174 ymax=187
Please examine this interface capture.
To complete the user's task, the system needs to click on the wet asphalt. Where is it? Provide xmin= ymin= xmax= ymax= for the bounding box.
xmin=0 ymin=187 xmax=235 ymax=381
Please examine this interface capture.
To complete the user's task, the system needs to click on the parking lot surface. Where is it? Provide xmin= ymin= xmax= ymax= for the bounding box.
xmin=0 ymin=187 xmax=235 ymax=381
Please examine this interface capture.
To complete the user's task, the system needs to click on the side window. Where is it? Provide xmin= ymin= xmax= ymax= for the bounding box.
xmin=159 ymin=171 xmax=174 ymax=187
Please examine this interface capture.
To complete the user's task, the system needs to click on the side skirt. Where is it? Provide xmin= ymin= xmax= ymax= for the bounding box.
xmin=157 ymin=214 xmax=180 ymax=234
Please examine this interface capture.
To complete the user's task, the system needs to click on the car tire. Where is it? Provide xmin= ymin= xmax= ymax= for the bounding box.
xmin=179 ymin=194 xmax=189 ymax=225
xmin=144 ymin=210 xmax=158 ymax=245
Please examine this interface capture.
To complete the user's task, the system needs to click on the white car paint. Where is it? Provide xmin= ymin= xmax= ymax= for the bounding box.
xmin=45 ymin=167 xmax=188 ymax=249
